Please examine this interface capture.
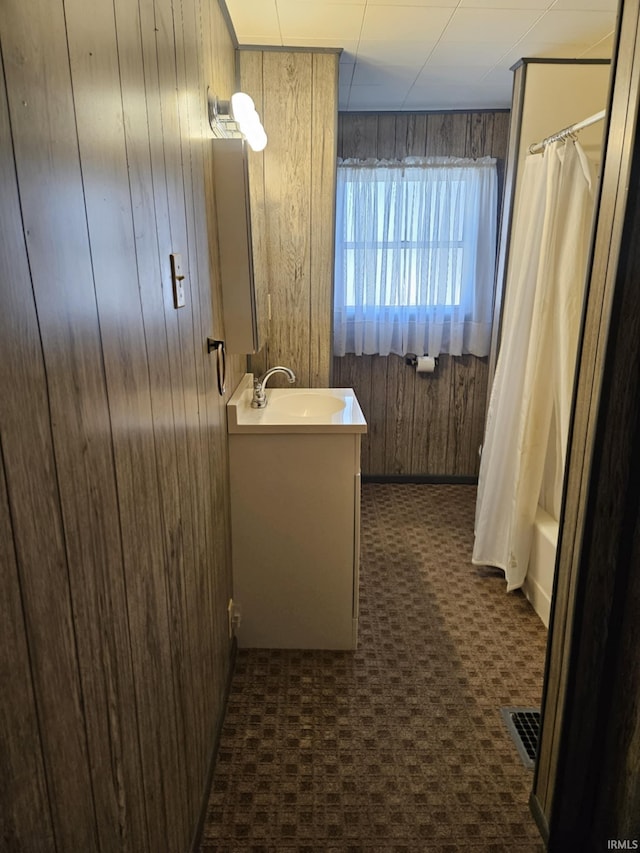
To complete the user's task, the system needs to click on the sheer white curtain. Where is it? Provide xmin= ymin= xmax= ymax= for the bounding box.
xmin=473 ymin=140 xmax=596 ymax=591
xmin=334 ymin=157 xmax=498 ymax=357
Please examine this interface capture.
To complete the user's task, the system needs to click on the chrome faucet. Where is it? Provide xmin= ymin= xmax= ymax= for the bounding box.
xmin=251 ymin=366 xmax=296 ymax=408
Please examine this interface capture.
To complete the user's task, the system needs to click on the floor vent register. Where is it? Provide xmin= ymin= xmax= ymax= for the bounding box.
xmin=500 ymin=707 xmax=541 ymax=769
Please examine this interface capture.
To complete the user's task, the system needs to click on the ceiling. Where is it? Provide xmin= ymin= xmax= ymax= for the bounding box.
xmin=223 ymin=0 xmax=618 ymax=111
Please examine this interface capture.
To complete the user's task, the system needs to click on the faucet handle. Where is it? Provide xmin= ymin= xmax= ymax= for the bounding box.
xmin=251 ymin=377 xmax=267 ymax=408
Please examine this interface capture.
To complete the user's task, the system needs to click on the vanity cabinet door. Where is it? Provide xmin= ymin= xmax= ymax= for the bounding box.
xmin=229 ymin=432 xmax=361 ymax=649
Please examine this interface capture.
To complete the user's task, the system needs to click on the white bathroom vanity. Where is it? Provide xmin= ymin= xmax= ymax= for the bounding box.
xmin=226 ymin=373 xmax=367 ymax=649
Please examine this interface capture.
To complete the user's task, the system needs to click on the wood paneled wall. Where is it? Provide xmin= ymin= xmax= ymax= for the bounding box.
xmin=0 ymin=1 xmax=241 ymax=850
xmin=335 ymin=111 xmax=510 ymax=478
xmin=239 ymin=48 xmax=339 ymax=388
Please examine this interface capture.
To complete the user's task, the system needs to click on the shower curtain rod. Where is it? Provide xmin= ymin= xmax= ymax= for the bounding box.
xmin=528 ymin=109 xmax=606 ymax=154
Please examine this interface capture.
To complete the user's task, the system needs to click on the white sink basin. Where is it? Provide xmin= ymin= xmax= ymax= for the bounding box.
xmin=269 ymin=392 xmax=346 ymax=418
xmin=226 ymin=375 xmax=367 ymax=435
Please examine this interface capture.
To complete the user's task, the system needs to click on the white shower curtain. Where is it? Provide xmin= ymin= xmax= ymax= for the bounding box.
xmin=472 ymin=140 xmax=595 ymax=591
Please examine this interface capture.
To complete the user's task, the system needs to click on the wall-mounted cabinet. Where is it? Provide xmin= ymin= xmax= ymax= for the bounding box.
xmin=212 ymin=138 xmax=263 ymax=354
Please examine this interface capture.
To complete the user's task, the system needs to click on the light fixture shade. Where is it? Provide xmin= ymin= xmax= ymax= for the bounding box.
xmin=231 ymin=92 xmax=266 ymax=151
xmin=209 ymin=89 xmax=267 ymax=150
xmin=230 ymin=92 xmax=256 ymax=124
xmin=245 ymin=125 xmax=268 ymax=152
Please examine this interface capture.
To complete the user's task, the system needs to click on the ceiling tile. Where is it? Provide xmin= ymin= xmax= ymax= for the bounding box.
xmin=479 ymin=66 xmax=516 ymax=88
xmin=402 ymin=83 xmax=492 ymax=109
xmin=356 ymin=39 xmax=438 ymax=65
xmin=347 ymin=83 xmax=414 ymax=109
xmin=366 ymin=0 xmax=458 ymax=6
xmin=352 ymin=61 xmax=421 ymax=85
xmin=340 ymin=62 xmax=356 ymax=81
xmin=280 ymin=0 xmax=364 ymax=4
xmin=232 ymin=31 xmax=283 ymax=45
xmin=225 ymin=0 xmax=618 ymax=112
xmin=406 ymin=64 xmax=514 ymax=108
xmin=226 ymin=0 xmax=281 ymax=41
xmin=498 ymin=40 xmax=600 ymax=67
xmin=579 ymin=32 xmax=615 ymax=56
xmin=360 ymin=5 xmax=455 ymax=41
xmin=459 ymin=0 xmax=550 ymax=7
xmin=337 ymin=42 xmax=361 ymax=61
xmin=428 ymin=41 xmax=514 ymax=65
xmin=338 ymin=85 xmax=353 ymax=109
xmin=551 ymin=0 xmax=617 ymax=9
xmin=525 ymin=9 xmax=616 ymax=44
xmin=277 ymin=0 xmax=366 ymax=39
xmin=413 ymin=64 xmax=494 ymax=85
xmin=442 ymin=8 xmax=545 ymax=43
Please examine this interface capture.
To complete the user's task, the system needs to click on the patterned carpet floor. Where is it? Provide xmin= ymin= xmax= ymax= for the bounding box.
xmin=199 ymin=483 xmax=548 ymax=852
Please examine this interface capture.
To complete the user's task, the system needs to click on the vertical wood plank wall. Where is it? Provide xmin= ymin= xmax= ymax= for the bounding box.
xmin=0 ymin=1 xmax=241 ymax=850
xmin=335 ymin=111 xmax=510 ymax=478
xmin=240 ymin=48 xmax=339 ymax=388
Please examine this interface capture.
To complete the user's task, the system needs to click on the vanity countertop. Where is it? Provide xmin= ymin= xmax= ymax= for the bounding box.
xmin=227 ymin=373 xmax=367 ymax=435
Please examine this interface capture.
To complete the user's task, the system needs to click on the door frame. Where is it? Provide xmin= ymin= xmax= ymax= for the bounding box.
xmin=531 ymin=0 xmax=640 ymax=842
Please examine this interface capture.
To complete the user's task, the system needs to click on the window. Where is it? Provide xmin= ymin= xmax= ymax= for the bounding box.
xmin=334 ymin=157 xmax=498 ymax=358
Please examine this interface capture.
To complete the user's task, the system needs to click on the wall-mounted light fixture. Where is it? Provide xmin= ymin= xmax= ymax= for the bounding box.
xmin=207 ymin=88 xmax=267 ymax=152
